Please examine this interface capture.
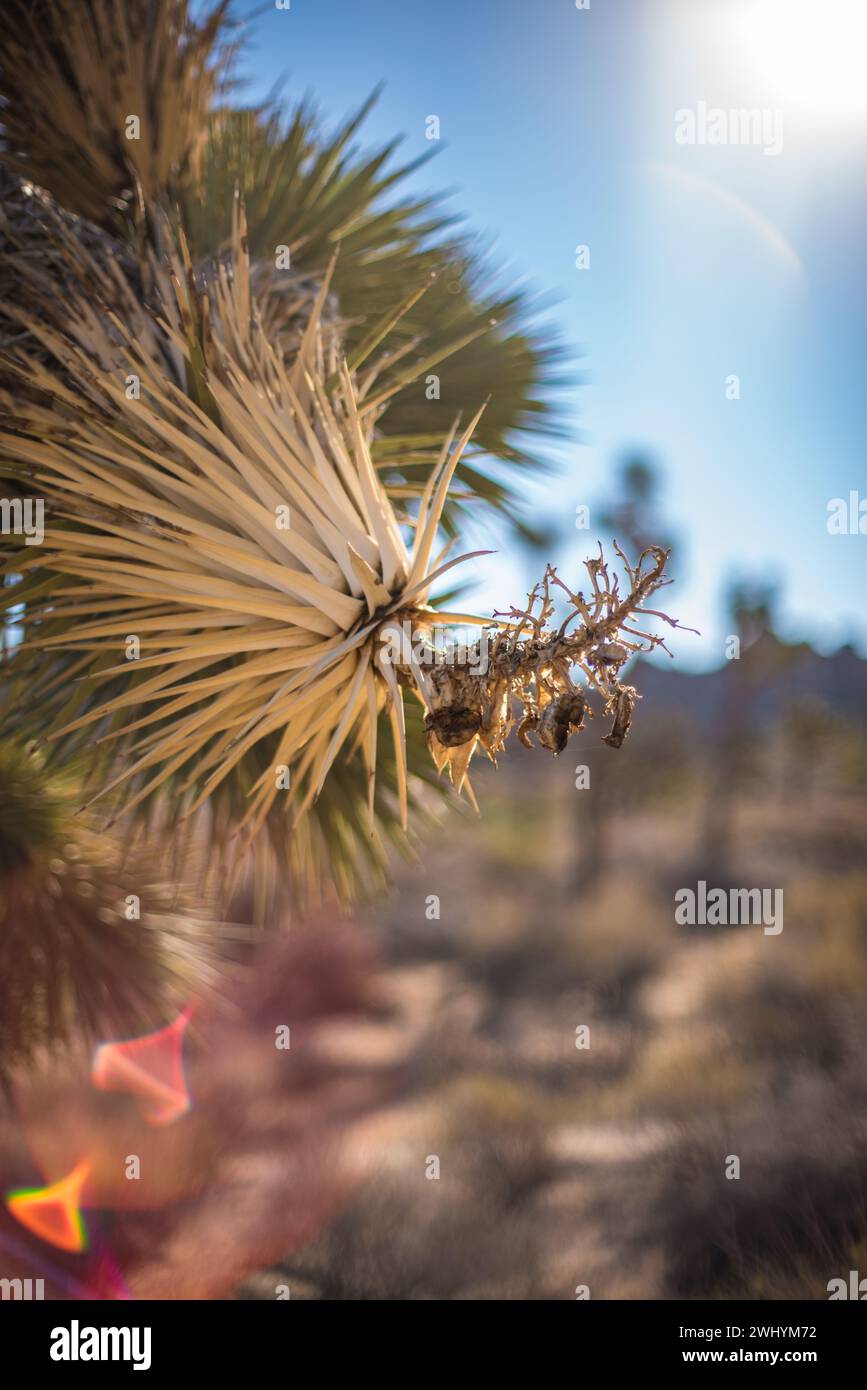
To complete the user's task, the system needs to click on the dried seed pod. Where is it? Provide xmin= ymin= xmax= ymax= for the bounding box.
xmin=537 ymin=692 xmax=588 ymax=755
xmin=424 ymin=704 xmax=482 ymax=748
xmin=602 ymin=685 xmax=638 ymax=749
xmin=424 ymin=664 xmax=483 ymax=748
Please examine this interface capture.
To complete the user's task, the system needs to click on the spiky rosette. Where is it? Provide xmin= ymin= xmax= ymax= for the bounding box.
xmin=0 ymin=202 xmax=498 ymax=891
xmin=0 ymin=743 xmax=237 ymax=1084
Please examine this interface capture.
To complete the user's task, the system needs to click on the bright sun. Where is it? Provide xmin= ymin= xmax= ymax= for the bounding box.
xmin=734 ymin=0 xmax=867 ymax=121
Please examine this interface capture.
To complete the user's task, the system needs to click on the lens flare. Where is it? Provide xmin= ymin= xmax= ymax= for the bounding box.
xmin=6 ymin=1158 xmax=90 ymax=1253
xmin=90 ymin=1007 xmax=194 ymax=1126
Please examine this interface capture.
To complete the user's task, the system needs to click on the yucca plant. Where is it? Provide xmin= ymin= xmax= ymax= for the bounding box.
xmin=0 ymin=0 xmax=681 ymax=1063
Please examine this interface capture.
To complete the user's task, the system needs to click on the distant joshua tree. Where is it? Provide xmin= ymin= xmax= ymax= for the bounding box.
xmin=572 ymin=454 xmax=681 ymax=888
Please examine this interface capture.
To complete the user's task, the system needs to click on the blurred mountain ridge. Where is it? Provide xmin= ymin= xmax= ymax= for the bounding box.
xmin=632 ymin=632 xmax=867 ymax=736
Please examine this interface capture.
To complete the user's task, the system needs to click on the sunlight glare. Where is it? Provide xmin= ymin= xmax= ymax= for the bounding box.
xmin=734 ymin=0 xmax=867 ymax=121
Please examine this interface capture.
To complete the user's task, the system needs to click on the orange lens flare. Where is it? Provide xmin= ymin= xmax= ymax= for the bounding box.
xmin=6 ymin=1158 xmax=90 ymax=1253
xmin=90 ymin=1007 xmax=193 ymax=1126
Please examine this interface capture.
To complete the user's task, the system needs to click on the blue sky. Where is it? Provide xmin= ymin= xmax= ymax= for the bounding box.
xmin=234 ymin=0 xmax=866 ymax=669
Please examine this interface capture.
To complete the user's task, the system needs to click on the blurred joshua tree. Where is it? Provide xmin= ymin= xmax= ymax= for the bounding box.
xmin=597 ymin=453 xmax=678 ymax=570
xmin=572 ymin=454 xmax=681 ymax=889
xmin=0 ymin=0 xmax=682 ymax=1066
xmin=700 ymin=576 xmax=786 ymax=871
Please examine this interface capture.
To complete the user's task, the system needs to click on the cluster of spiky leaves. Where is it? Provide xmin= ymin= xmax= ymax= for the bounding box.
xmin=181 ymin=92 xmax=570 ymax=527
xmin=0 ymin=0 xmax=570 ymax=913
xmin=0 ymin=0 xmax=567 ymax=527
xmin=0 ymin=0 xmax=238 ymax=226
xmin=1 ymin=196 xmax=499 ymax=900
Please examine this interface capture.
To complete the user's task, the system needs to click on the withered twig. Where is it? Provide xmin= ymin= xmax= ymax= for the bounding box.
xmin=395 ymin=543 xmax=692 ymax=787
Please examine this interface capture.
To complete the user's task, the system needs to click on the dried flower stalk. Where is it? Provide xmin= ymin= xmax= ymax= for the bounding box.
xmin=406 ymin=542 xmax=692 ymax=793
